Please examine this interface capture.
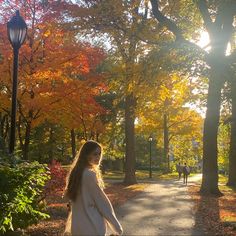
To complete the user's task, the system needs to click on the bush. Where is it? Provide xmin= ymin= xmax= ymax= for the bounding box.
xmin=0 ymin=161 xmax=50 ymax=234
xmin=44 ymin=160 xmax=67 ymax=198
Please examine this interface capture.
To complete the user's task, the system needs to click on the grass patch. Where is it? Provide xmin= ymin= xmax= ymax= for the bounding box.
xmin=103 ymin=170 xmax=124 ymax=180
xmin=103 ymin=169 xmax=181 ymax=181
xmin=63 ymin=165 xmax=186 ymax=182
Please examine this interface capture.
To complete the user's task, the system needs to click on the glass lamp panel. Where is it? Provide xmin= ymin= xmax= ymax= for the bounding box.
xmin=9 ymin=28 xmax=20 ymax=45
xmin=19 ymin=28 xmax=27 ymax=44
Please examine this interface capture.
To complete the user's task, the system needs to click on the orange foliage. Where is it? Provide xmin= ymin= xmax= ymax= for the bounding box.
xmin=0 ymin=0 xmax=107 ymax=137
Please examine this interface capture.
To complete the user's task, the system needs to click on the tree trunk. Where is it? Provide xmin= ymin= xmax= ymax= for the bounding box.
xmin=227 ymin=80 xmax=236 ymax=186
xmin=200 ymin=76 xmax=222 ymax=195
xmin=124 ymin=93 xmax=137 ymax=184
xmin=48 ymin=127 xmax=54 ymax=161
xmin=4 ymin=115 xmax=9 ymax=145
xmin=23 ymin=123 xmax=31 ymax=160
xmin=96 ymin=132 xmax=99 ymax=142
xmin=17 ymin=116 xmax=24 ymax=154
xmin=163 ymin=113 xmax=169 ymax=172
xmin=0 ymin=114 xmax=8 ymax=152
xmin=70 ymin=129 xmax=76 ymax=158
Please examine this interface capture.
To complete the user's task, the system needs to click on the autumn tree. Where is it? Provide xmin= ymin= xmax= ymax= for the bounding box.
xmin=136 ymin=72 xmax=203 ymax=171
xmin=227 ymin=37 xmax=236 ymax=186
xmin=0 ymin=0 xmax=106 ymax=160
xmin=228 ymin=81 xmax=236 ymax=186
xmin=69 ymin=0 xmax=163 ymax=184
xmin=150 ymin=0 xmax=236 ymax=195
xmin=221 ymin=71 xmax=236 ymax=187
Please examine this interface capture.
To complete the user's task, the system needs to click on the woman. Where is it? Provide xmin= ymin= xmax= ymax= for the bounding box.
xmin=64 ymin=140 xmax=123 ymax=236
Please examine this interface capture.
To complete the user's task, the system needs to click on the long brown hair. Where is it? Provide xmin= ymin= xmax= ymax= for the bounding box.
xmin=64 ymin=140 xmax=103 ymax=202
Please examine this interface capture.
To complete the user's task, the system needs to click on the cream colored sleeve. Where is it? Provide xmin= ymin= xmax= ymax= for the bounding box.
xmin=86 ymin=172 xmax=123 ymax=235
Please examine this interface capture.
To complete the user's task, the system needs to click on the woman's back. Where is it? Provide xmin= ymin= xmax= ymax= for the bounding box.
xmin=70 ymin=168 xmax=106 ymax=235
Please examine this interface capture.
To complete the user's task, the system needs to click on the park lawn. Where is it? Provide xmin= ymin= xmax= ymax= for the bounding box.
xmin=189 ymin=175 xmax=236 ymax=236
xmin=103 ymin=169 xmax=180 ymax=180
xmin=62 ymin=166 xmax=181 ymax=181
xmin=26 ymin=181 xmax=148 ymax=236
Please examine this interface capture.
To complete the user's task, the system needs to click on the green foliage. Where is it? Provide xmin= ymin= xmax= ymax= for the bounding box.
xmin=136 ymin=135 xmax=163 ymax=169
xmin=172 ymin=136 xmax=202 ymax=166
xmin=29 ymin=122 xmax=72 ymax=164
xmin=0 ymin=159 xmax=50 ymax=233
xmin=218 ymin=124 xmax=230 ymax=172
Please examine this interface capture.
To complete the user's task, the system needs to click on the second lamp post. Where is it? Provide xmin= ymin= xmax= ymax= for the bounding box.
xmin=148 ymin=135 xmax=153 ymax=178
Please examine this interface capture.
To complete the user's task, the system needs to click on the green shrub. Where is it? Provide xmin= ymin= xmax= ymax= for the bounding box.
xmin=0 ymin=161 xmax=50 ymax=234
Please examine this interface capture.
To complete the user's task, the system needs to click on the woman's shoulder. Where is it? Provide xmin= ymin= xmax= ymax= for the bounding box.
xmin=83 ymin=168 xmax=96 ymax=178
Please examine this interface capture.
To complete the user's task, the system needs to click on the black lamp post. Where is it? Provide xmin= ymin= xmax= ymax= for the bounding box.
xmin=7 ymin=10 xmax=27 ymax=154
xmin=148 ymin=135 xmax=153 ymax=178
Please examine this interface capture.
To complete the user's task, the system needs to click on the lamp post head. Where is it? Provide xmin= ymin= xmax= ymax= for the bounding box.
xmin=148 ymin=135 xmax=153 ymax=142
xmin=7 ymin=10 xmax=27 ymax=49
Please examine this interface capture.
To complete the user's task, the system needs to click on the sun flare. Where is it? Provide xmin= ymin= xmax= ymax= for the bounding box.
xmin=198 ymin=31 xmax=231 ymax=55
xmin=198 ymin=31 xmax=210 ymax=50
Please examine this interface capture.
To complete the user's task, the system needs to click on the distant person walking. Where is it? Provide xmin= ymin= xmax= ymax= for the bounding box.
xmin=176 ymin=162 xmax=182 ymax=180
xmin=183 ymin=163 xmax=190 ymax=185
xmin=64 ymin=140 xmax=123 ymax=236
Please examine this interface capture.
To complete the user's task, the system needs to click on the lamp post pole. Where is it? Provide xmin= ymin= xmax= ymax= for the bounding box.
xmin=9 ymin=47 xmax=19 ymax=154
xmin=149 ymin=135 xmax=153 ymax=178
xmin=7 ymin=10 xmax=27 ymax=154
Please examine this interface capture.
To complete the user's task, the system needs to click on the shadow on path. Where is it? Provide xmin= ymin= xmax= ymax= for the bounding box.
xmin=114 ymin=175 xmax=204 ymax=236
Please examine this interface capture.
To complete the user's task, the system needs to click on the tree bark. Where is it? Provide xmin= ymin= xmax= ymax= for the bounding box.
xmin=0 ymin=113 xmax=8 ymax=152
xmin=163 ymin=113 xmax=169 ymax=172
xmin=70 ymin=128 xmax=76 ymax=158
xmin=124 ymin=93 xmax=137 ymax=184
xmin=200 ymin=75 xmax=222 ymax=195
xmin=23 ymin=123 xmax=31 ymax=160
xmin=96 ymin=132 xmax=99 ymax=142
xmin=48 ymin=127 xmax=54 ymax=161
xmin=227 ymin=80 xmax=236 ymax=186
xmin=17 ymin=116 xmax=24 ymax=154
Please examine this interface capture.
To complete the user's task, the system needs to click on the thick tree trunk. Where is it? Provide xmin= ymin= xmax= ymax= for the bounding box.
xmin=227 ymin=81 xmax=236 ymax=186
xmin=163 ymin=113 xmax=169 ymax=172
xmin=23 ymin=123 xmax=31 ymax=160
xmin=200 ymin=76 xmax=222 ymax=195
xmin=70 ymin=129 xmax=76 ymax=158
xmin=124 ymin=93 xmax=137 ymax=184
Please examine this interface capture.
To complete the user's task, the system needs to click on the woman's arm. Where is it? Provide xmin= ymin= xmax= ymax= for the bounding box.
xmin=85 ymin=171 xmax=123 ymax=235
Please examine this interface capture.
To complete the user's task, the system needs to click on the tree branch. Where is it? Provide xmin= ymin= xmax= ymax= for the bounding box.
xmin=150 ymin=0 xmax=183 ymax=41
xmin=168 ymin=116 xmax=192 ymax=129
xmin=150 ymin=0 xmax=209 ymax=62
xmin=196 ymin=0 xmax=213 ymax=34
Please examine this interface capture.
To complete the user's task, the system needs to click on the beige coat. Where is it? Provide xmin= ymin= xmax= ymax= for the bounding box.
xmin=64 ymin=168 xmax=123 ymax=236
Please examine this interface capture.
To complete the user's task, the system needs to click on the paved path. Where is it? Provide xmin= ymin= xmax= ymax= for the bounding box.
xmin=114 ymin=175 xmax=203 ymax=236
